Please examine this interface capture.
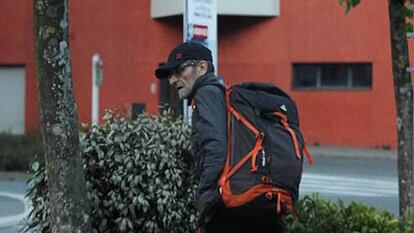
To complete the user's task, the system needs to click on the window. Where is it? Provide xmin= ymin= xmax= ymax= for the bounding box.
xmin=293 ymin=63 xmax=372 ymax=90
xmin=0 ymin=65 xmax=26 ymax=134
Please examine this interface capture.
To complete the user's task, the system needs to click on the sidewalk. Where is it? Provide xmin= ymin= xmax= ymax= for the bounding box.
xmin=308 ymin=145 xmax=397 ymax=160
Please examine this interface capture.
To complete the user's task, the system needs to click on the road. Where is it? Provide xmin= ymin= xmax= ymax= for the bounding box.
xmin=301 ymin=155 xmax=398 ymax=215
xmin=0 ymin=180 xmax=28 ymax=233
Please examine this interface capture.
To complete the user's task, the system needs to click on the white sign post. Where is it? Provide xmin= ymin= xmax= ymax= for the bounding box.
xmin=92 ymin=53 xmax=103 ymax=127
xmin=183 ymin=0 xmax=217 ymax=123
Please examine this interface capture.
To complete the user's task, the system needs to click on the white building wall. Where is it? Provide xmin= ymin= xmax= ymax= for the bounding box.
xmin=151 ymin=0 xmax=280 ymax=18
xmin=0 ymin=67 xmax=25 ymax=134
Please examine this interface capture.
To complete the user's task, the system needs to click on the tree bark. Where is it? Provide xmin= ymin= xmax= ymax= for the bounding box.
xmin=388 ymin=0 xmax=413 ymax=220
xmin=33 ymin=0 xmax=92 ymax=232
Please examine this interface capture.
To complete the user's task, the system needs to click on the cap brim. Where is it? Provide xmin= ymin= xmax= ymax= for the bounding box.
xmin=155 ymin=61 xmax=182 ymax=79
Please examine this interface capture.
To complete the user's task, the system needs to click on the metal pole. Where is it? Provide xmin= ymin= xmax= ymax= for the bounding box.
xmin=183 ymin=0 xmax=190 ymax=124
xmin=182 ymin=0 xmax=217 ymax=125
xmin=92 ymin=53 xmax=103 ymax=126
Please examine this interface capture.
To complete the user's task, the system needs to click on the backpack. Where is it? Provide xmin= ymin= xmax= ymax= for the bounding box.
xmin=218 ymin=82 xmax=313 ymax=216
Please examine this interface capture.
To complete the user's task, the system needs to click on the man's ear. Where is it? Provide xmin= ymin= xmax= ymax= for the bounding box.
xmin=197 ymin=60 xmax=208 ymax=76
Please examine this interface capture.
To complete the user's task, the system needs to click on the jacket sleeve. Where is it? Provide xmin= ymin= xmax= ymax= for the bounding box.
xmin=194 ymin=84 xmax=227 ymax=199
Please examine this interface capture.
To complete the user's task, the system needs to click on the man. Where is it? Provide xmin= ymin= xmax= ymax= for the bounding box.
xmin=155 ymin=42 xmax=226 ymax=229
xmin=155 ymin=42 xmax=284 ymax=233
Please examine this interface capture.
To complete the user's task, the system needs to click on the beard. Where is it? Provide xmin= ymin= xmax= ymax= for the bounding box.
xmin=177 ymin=72 xmax=198 ymax=100
xmin=178 ymin=87 xmax=191 ymax=99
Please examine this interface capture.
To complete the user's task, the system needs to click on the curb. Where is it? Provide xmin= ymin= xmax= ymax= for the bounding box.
xmin=0 ymin=191 xmax=30 ymax=230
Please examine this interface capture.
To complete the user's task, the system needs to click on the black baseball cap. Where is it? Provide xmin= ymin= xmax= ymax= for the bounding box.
xmin=155 ymin=42 xmax=213 ymax=79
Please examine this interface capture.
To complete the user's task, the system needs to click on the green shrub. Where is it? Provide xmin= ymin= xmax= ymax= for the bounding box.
xmin=23 ymin=111 xmax=412 ymax=233
xmin=285 ymin=194 xmax=412 ymax=233
xmin=0 ymin=133 xmax=44 ymax=171
xmin=24 ymin=111 xmax=197 ymax=233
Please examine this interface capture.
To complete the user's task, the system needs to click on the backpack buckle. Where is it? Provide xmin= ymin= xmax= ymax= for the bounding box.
xmin=261 ymin=176 xmax=272 ymax=184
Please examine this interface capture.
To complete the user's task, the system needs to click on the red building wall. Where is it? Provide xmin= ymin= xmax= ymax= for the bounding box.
xmin=2 ymin=0 xmax=412 ymax=149
xmin=0 ymin=0 xmax=38 ymax=133
xmin=218 ymin=0 xmax=399 ymax=149
xmin=68 ymin=1 xmax=182 ymax=123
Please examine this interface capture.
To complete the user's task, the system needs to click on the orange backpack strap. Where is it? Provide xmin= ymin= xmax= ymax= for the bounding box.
xmin=303 ymin=143 xmax=314 ymax=165
xmin=272 ymin=112 xmax=301 ymax=160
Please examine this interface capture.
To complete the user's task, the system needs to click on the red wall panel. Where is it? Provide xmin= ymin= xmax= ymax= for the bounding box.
xmin=217 ymin=0 xmax=398 ymax=148
xmin=2 ymin=0 xmax=410 ymax=149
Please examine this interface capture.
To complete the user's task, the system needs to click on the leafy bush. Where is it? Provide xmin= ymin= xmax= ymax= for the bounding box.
xmin=0 ymin=133 xmax=44 ymax=171
xmin=286 ymin=194 xmax=412 ymax=233
xmin=23 ymin=111 xmax=412 ymax=233
xmin=24 ymin=111 xmax=197 ymax=233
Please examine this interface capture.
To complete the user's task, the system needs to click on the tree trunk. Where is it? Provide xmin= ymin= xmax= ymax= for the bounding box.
xmin=33 ymin=0 xmax=92 ymax=232
xmin=388 ymin=0 xmax=413 ymax=220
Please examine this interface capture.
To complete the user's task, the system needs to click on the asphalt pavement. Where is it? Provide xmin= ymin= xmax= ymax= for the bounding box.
xmin=0 ymin=179 xmax=29 ymax=233
xmin=301 ymin=152 xmax=398 ymax=215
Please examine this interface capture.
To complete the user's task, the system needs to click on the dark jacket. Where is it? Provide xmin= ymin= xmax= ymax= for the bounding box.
xmin=188 ymin=72 xmax=227 ymax=215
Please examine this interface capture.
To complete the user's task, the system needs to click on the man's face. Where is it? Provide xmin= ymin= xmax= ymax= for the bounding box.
xmin=168 ymin=61 xmax=200 ymax=99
